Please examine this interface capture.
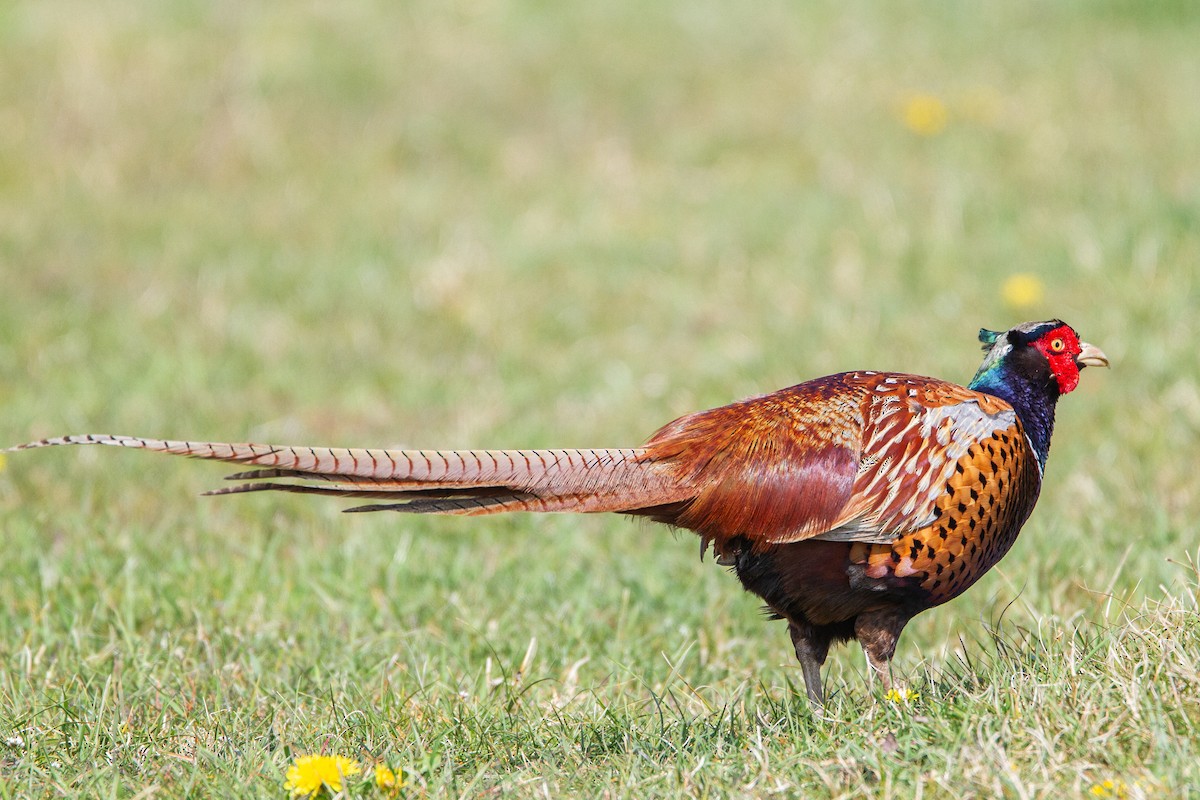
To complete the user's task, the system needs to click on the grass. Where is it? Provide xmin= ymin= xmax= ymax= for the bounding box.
xmin=2 ymin=0 xmax=1199 ymax=796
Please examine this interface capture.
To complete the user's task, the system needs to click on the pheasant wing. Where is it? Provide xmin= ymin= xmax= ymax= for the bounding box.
xmin=644 ymin=373 xmax=1021 ymax=549
xmin=819 ymin=378 xmax=1022 ymax=543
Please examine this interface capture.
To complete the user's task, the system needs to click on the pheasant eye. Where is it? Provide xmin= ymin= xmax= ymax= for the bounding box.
xmin=1049 ymin=338 xmax=1066 ymax=353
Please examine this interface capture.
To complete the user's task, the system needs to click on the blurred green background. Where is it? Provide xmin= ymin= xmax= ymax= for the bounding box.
xmin=1 ymin=1 xmax=1198 ymax=796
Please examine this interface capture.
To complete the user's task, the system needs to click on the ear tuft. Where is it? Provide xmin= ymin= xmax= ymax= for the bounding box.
xmin=978 ymin=328 xmax=1003 ymax=348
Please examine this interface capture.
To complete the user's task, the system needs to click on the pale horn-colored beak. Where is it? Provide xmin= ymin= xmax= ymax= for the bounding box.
xmin=1075 ymin=341 xmax=1110 ymax=369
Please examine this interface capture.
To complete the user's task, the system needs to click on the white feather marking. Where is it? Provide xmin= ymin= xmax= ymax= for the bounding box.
xmin=1025 ymin=434 xmax=1044 ymax=478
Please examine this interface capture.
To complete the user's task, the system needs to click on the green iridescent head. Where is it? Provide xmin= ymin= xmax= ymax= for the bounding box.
xmin=970 ymin=320 xmax=1109 ymax=396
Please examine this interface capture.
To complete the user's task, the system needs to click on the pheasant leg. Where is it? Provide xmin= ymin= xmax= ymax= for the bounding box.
xmin=788 ymin=621 xmax=832 ymax=707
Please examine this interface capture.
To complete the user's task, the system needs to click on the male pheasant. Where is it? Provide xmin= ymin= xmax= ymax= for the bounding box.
xmin=10 ymin=319 xmax=1107 ymax=704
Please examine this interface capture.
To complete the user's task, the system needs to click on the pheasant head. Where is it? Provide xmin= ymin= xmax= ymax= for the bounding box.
xmin=969 ymin=319 xmax=1109 ymax=466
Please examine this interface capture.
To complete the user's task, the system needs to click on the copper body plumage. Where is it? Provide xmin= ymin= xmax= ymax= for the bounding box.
xmin=10 ymin=320 xmax=1107 ymax=705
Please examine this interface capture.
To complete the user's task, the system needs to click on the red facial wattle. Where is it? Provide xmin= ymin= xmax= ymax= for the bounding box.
xmin=1031 ymin=324 xmax=1083 ymax=395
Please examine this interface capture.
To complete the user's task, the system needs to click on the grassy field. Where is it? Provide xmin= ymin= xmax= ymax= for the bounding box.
xmin=2 ymin=0 xmax=1199 ymax=797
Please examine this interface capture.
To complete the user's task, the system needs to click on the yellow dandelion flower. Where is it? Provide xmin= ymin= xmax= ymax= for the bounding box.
xmin=884 ymin=687 xmax=919 ymax=704
xmin=283 ymin=754 xmax=362 ymax=798
xmin=1088 ymin=779 xmax=1127 ymax=798
xmin=1002 ymin=273 xmax=1045 ymax=309
xmin=374 ymin=764 xmax=403 ymax=795
xmin=0 ymin=452 xmax=6 ymax=472
xmin=901 ymin=94 xmax=948 ymax=136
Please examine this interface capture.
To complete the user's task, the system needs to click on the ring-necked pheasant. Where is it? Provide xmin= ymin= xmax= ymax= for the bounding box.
xmin=10 ymin=319 xmax=1107 ymax=704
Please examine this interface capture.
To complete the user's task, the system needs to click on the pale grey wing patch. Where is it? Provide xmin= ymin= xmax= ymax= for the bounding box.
xmin=815 ymin=518 xmax=889 ymax=542
xmin=813 ymin=396 xmax=1018 ymax=544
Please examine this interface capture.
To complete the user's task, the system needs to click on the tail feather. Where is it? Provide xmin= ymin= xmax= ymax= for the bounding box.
xmin=10 ymin=433 xmax=693 ymax=516
xmin=204 ymin=483 xmax=527 ymax=500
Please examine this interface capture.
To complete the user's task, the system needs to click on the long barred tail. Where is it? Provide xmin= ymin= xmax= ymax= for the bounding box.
xmin=8 ymin=434 xmax=692 ymax=515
